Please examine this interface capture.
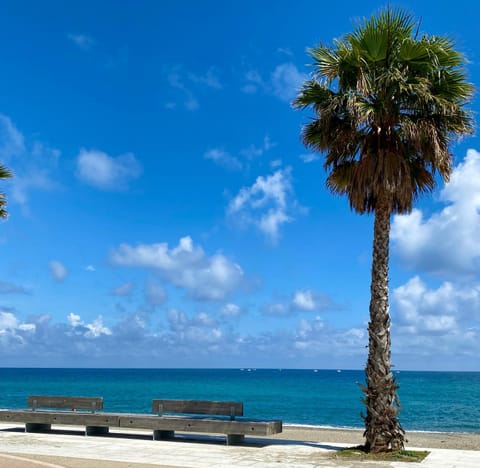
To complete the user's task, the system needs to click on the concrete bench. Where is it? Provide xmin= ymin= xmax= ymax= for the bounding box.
xmin=119 ymin=399 xmax=283 ymax=445
xmin=0 ymin=396 xmax=283 ymax=445
xmin=0 ymin=395 xmax=118 ymax=435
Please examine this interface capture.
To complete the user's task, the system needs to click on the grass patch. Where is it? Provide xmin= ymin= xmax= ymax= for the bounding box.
xmin=334 ymin=445 xmax=429 ymax=462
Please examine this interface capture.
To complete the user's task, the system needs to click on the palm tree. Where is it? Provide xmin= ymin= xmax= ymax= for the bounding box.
xmin=0 ymin=164 xmax=13 ymax=218
xmin=294 ymin=8 xmax=473 ymax=453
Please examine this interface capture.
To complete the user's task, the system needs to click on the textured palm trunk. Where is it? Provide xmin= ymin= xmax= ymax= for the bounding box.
xmin=362 ymin=200 xmax=405 ymax=453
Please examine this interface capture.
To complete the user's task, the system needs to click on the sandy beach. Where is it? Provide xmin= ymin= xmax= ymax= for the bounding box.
xmin=281 ymin=425 xmax=480 ymax=450
xmin=1 ymin=423 xmax=479 ymax=467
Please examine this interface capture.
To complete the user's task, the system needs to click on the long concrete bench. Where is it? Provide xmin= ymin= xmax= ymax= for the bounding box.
xmin=120 ymin=399 xmax=282 ymax=445
xmin=0 ymin=396 xmax=282 ymax=445
xmin=0 ymin=396 xmax=118 ymax=435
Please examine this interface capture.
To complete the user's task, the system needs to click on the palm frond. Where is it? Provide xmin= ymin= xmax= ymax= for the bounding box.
xmin=295 ymin=7 xmax=474 ymax=215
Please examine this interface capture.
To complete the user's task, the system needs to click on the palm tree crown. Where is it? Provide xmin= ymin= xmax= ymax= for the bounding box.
xmin=294 ymin=9 xmax=473 ymax=214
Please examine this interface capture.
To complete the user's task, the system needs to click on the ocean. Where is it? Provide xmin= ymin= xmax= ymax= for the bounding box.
xmin=0 ymin=368 xmax=478 ymax=433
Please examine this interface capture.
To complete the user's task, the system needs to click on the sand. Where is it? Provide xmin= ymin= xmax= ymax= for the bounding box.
xmin=280 ymin=425 xmax=480 ymax=450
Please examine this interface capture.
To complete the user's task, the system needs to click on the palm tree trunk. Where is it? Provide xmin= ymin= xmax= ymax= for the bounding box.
xmin=362 ymin=199 xmax=405 ymax=452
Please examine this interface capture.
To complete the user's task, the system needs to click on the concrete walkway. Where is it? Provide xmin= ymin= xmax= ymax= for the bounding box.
xmin=0 ymin=424 xmax=479 ymax=467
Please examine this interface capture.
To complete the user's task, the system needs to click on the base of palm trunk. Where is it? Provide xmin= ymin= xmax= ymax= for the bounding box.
xmin=361 ymin=373 xmax=405 ymax=452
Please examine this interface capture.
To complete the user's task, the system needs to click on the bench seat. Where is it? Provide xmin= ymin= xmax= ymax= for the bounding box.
xmin=0 ymin=409 xmax=120 ymax=435
xmin=118 ymin=413 xmax=282 ymax=444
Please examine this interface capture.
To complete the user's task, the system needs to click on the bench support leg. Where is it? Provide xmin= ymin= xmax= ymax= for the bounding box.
xmin=25 ymin=423 xmax=51 ymax=433
xmin=153 ymin=430 xmax=175 ymax=440
xmin=86 ymin=426 xmax=109 ymax=436
xmin=227 ymin=434 xmax=245 ymax=445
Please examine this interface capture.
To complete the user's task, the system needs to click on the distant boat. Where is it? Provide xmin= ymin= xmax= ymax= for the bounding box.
xmin=313 ymin=369 xmax=318 ymax=373
xmin=337 ymin=370 xmax=342 ymax=373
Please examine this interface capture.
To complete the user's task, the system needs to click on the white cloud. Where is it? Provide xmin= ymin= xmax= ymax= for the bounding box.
xmin=188 ymin=68 xmax=223 ymax=89
xmin=204 ymin=148 xmax=242 ymax=171
xmin=0 ymin=310 xmax=19 ymax=329
xmin=265 ymin=289 xmax=340 ymax=316
xmin=0 ymin=309 xmax=36 ymax=348
xmin=240 ymin=136 xmax=276 ymax=160
xmin=242 ymin=70 xmax=264 ymax=94
xmin=300 ymin=153 xmax=319 ymax=163
xmin=85 ymin=317 xmax=112 ymax=338
xmin=221 ymin=303 xmax=242 ymax=317
xmin=242 ymin=63 xmax=306 ymax=103
xmin=76 ymin=148 xmax=142 ymax=190
xmin=12 ymin=171 xmax=57 ymax=207
xmin=277 ymin=47 xmax=293 ymax=57
xmin=49 ymin=260 xmax=68 ymax=282
xmin=67 ymin=312 xmax=111 ymax=338
xmin=67 ymin=313 xmax=81 ymax=327
xmin=67 ymin=34 xmax=94 ymax=50
xmin=264 ymin=303 xmax=290 ymax=316
xmin=392 ymin=276 xmax=480 ymax=334
xmin=0 ymin=114 xmax=25 ymax=158
xmin=1 ymin=302 xmax=479 ymax=369
xmin=271 ymin=63 xmax=307 ymax=102
xmin=85 ymin=265 xmax=95 ymax=272
xmin=110 ymin=236 xmax=244 ymax=301
xmin=389 ymin=276 xmax=480 ymax=368
xmin=0 ymin=114 xmax=60 ymax=210
xmin=292 ymin=290 xmax=316 ymax=311
xmin=168 ymin=309 xmax=222 ymax=344
xmin=228 ymin=168 xmax=298 ymax=243
xmin=112 ymin=282 xmax=134 ymax=297
xmin=166 ymin=66 xmax=221 ymax=111
xmin=391 ymin=149 xmax=480 ymax=277
xmin=205 ymin=136 xmax=275 ymax=171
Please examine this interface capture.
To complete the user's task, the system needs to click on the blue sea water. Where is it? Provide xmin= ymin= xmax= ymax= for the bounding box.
xmin=0 ymin=368 xmax=479 ymax=433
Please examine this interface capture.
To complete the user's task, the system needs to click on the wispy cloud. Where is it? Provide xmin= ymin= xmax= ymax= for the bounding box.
xmin=0 ymin=114 xmax=25 ymax=157
xmin=111 ymin=282 xmax=135 ymax=297
xmin=205 ymin=136 xmax=275 ymax=171
xmin=204 ymin=148 xmax=242 ymax=171
xmin=264 ymin=289 xmax=340 ymax=316
xmin=49 ymin=260 xmax=68 ymax=282
xmin=76 ymin=148 xmax=142 ymax=190
xmin=67 ymin=34 xmax=95 ymax=51
xmin=165 ymin=66 xmax=222 ymax=111
xmin=145 ymin=280 xmax=167 ymax=306
xmin=220 ymin=303 xmax=242 ymax=318
xmin=0 ymin=280 xmax=31 ymax=295
xmin=270 ymin=63 xmax=306 ymax=102
xmin=242 ymin=62 xmax=307 ymax=103
xmin=299 ymin=153 xmax=319 ymax=163
xmin=0 ymin=114 xmax=60 ymax=212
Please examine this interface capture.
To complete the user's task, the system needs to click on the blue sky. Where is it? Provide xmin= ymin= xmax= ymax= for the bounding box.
xmin=1 ymin=0 xmax=479 ymax=370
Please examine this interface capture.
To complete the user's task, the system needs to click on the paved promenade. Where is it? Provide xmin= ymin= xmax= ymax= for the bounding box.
xmin=0 ymin=423 xmax=479 ymax=467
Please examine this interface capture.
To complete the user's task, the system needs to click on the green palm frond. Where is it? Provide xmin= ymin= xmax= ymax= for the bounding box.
xmin=295 ymin=7 xmax=474 ymax=215
xmin=0 ymin=164 xmax=12 ymax=180
xmin=0 ymin=163 xmax=13 ymax=219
